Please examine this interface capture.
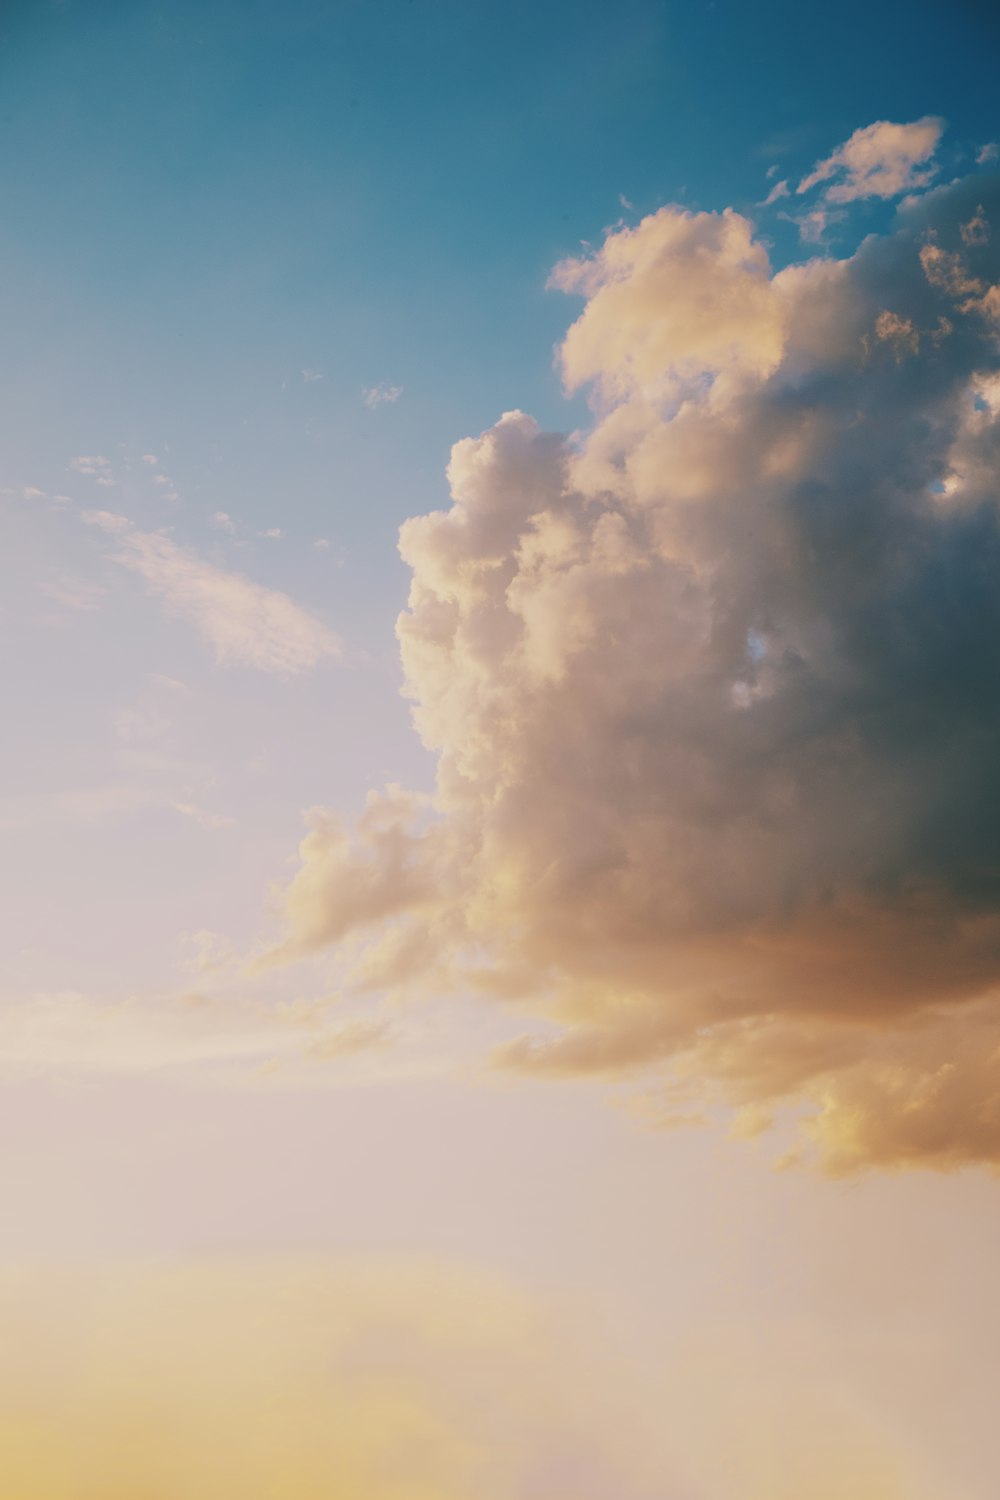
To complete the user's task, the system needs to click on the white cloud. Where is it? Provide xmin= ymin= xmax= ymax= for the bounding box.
xmin=257 ymin=527 xmax=285 ymax=540
xmin=977 ymin=142 xmax=998 ymax=166
xmin=302 ymin=368 xmax=324 ymax=382
xmin=142 ymin=453 xmax=159 ymax=465
xmin=363 ymin=382 xmax=403 ymax=409
xmin=210 ymin=510 xmax=237 ymax=534
xmin=798 ymin=116 xmax=944 ymax=203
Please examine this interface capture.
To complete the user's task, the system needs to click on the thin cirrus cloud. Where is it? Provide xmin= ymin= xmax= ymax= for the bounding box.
xmin=0 ymin=989 xmax=394 ymax=1078
xmin=266 ymin=149 xmax=1000 ymax=1175
xmin=81 ymin=511 xmax=340 ymax=674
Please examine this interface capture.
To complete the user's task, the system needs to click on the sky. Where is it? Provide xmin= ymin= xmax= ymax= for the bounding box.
xmin=2 ymin=1 xmax=1000 ymax=1496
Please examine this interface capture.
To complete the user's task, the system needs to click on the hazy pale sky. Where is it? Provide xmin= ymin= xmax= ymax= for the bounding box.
xmin=3 ymin=2 xmax=1000 ymax=1497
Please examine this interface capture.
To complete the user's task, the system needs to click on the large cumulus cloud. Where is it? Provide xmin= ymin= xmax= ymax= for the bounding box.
xmin=276 ymin=168 xmax=1000 ymax=1174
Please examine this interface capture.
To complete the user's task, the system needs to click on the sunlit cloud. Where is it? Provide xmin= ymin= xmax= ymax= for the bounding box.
xmin=798 ymin=115 xmax=944 ymax=202
xmin=267 ymin=171 xmax=1000 ymax=1173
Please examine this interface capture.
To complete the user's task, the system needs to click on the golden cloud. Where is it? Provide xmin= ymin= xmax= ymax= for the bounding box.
xmin=272 ymin=171 xmax=1000 ymax=1173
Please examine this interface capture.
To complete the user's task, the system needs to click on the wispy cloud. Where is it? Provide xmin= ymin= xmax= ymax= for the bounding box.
xmin=0 ymin=989 xmax=390 ymax=1076
xmin=171 ymin=800 xmax=236 ymax=830
xmin=798 ymin=115 xmax=944 ymax=202
xmin=37 ymin=573 xmax=108 ymax=612
xmin=80 ymin=508 xmax=130 ymax=533
xmin=362 ymin=382 xmax=403 ymax=409
xmin=70 ymin=454 xmax=116 ymax=486
xmin=759 ymin=177 xmax=789 ymax=206
xmin=780 ymin=204 xmax=845 ymax=243
xmin=95 ymin=522 xmax=341 ymax=674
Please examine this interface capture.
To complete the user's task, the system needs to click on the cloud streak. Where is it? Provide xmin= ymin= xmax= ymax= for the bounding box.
xmin=81 ymin=514 xmax=341 ymax=674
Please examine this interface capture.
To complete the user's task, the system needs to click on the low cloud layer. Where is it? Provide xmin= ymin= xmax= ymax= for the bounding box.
xmin=274 ymin=161 xmax=1000 ymax=1174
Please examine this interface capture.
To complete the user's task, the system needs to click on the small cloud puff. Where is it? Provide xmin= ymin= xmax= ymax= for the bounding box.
xmin=363 ymin=382 xmax=403 ymax=409
xmin=70 ymin=454 xmax=116 ymax=487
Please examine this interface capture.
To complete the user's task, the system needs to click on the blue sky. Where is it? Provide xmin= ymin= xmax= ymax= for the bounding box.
xmin=4 ymin=0 xmax=997 ymax=535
